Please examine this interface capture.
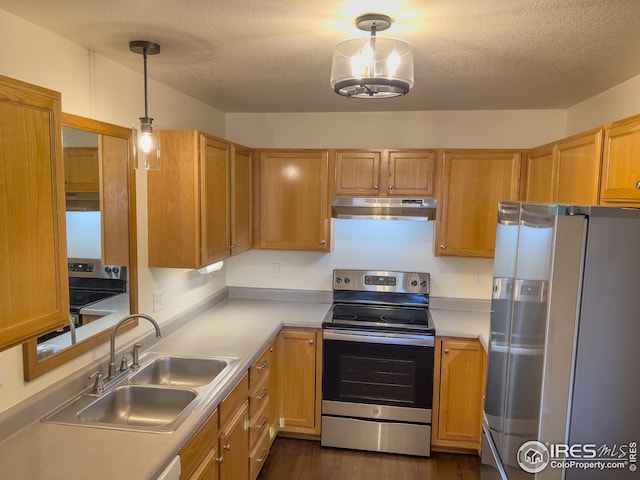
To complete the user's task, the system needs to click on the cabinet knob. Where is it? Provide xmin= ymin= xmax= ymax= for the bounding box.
xmin=444 ymin=349 xmax=450 ymax=354
xmin=216 ymin=456 xmax=224 ymax=464
xmin=320 ymin=240 xmax=326 ymax=245
xmin=439 ymin=244 xmax=445 ymax=250
xmin=223 ymin=443 xmax=231 ymax=451
xmin=373 ymin=184 xmax=379 ymax=190
xmin=309 ymin=339 xmax=314 ymax=345
xmin=389 ymin=185 xmax=394 ymax=190
xmin=636 ymin=180 xmax=640 ymax=189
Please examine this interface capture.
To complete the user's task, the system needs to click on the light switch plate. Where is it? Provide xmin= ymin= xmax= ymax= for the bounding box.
xmin=153 ymin=290 xmax=165 ymax=312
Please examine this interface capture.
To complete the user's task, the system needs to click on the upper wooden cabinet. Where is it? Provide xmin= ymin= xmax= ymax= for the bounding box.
xmin=148 ymin=131 xmax=251 ymax=268
xmin=254 ymin=150 xmax=330 ymax=251
xmin=64 ymin=147 xmax=99 ymax=192
xmin=0 ymin=75 xmax=69 ymax=351
xmin=523 ymin=129 xmax=603 ymax=205
xmin=435 ymin=150 xmax=521 ymax=257
xmin=332 ymin=149 xmax=435 ymax=197
xmin=600 ymin=115 xmax=640 ymax=206
xmin=230 ymin=145 xmax=253 ymax=255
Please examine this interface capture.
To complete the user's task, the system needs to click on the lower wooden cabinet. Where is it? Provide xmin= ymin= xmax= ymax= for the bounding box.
xmin=432 ymin=337 xmax=487 ymax=453
xmin=277 ymin=327 xmax=322 ymax=435
xmin=180 ymin=409 xmax=220 ymax=480
xmin=219 ymin=403 xmax=249 ymax=480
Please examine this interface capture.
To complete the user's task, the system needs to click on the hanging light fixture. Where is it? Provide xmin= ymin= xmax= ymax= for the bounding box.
xmin=130 ymin=40 xmax=161 ymax=170
xmin=330 ymin=14 xmax=414 ymax=98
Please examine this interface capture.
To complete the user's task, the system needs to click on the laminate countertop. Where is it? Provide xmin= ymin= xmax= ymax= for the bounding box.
xmin=0 ymin=296 xmax=489 ymax=479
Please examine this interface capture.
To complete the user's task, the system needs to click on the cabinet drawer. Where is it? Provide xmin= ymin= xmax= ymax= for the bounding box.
xmin=249 ymin=342 xmax=273 ymax=390
xmin=180 ymin=409 xmax=219 ymax=480
xmin=249 ymin=374 xmax=270 ymax=418
xmin=220 ymin=373 xmax=248 ymax=429
xmin=249 ymin=427 xmax=271 ymax=480
xmin=249 ymin=400 xmax=270 ymax=449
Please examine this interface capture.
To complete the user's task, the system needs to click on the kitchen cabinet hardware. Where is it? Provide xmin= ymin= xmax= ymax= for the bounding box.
xmin=255 ymin=389 xmax=268 ymax=400
xmin=389 ymin=184 xmax=394 ymax=190
xmin=216 ymin=456 xmax=224 ymax=464
xmin=374 ymin=184 xmax=379 ymax=189
xmin=257 ymin=417 xmax=268 ymax=429
xmin=256 ymin=360 xmax=268 ymax=370
xmin=636 ymin=180 xmax=640 ymax=189
xmin=309 ymin=340 xmax=314 ymax=345
xmin=440 ymin=244 xmax=445 ymax=250
xmin=223 ymin=443 xmax=231 ymax=451
xmin=444 ymin=349 xmax=450 ymax=354
xmin=256 ymin=449 xmax=268 ymax=463
xmin=320 ymin=240 xmax=326 ymax=245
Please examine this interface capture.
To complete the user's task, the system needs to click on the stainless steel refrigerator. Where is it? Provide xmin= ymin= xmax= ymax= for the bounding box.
xmin=482 ymin=202 xmax=640 ymax=480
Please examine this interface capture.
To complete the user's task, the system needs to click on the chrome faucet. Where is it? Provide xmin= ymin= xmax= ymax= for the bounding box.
xmin=108 ymin=313 xmax=161 ymax=379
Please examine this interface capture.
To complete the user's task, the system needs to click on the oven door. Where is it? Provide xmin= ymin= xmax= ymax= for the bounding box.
xmin=322 ymin=329 xmax=434 ymax=422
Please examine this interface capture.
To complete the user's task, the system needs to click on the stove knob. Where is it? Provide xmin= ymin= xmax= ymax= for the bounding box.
xmin=336 ymin=277 xmax=343 ymax=284
xmin=420 ymin=280 xmax=427 ymax=288
xmin=411 ymin=280 xmax=418 ymax=287
xmin=112 ymin=267 xmax=120 ymax=276
xmin=344 ymin=277 xmax=351 ymax=284
xmin=104 ymin=266 xmax=112 ymax=274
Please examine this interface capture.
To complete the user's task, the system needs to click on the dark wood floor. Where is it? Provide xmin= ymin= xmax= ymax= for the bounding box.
xmin=257 ymin=438 xmax=481 ymax=480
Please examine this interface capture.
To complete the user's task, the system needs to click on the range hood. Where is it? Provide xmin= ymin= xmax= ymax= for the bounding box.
xmin=331 ymin=197 xmax=437 ymax=221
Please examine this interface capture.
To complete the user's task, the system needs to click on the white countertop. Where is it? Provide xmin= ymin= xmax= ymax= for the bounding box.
xmin=0 ymin=295 xmax=488 ymax=479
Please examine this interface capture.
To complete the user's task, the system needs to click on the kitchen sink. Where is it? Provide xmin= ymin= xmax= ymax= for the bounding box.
xmin=42 ymin=353 xmax=241 ymax=433
xmin=77 ymin=385 xmax=197 ymax=429
xmin=129 ymin=356 xmax=230 ymax=387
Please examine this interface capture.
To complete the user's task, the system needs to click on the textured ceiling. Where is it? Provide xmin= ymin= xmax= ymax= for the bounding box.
xmin=2 ymin=0 xmax=640 ymax=113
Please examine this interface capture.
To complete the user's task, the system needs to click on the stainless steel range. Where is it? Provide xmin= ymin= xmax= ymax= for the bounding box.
xmin=321 ymin=269 xmax=436 ymax=457
xmin=37 ymin=258 xmax=126 ymax=343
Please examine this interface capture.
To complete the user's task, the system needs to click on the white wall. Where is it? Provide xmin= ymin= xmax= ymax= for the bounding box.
xmin=226 ymin=110 xmax=566 ymax=149
xmin=0 ymin=9 xmax=228 ymax=412
xmin=566 ymin=73 xmax=640 ymax=135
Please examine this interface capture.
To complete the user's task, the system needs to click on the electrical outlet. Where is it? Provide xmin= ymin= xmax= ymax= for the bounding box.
xmin=271 ymin=263 xmax=280 ymax=278
xmin=153 ymin=290 xmax=165 ymax=312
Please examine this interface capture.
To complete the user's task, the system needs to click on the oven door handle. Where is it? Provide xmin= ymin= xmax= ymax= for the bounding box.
xmin=323 ymin=329 xmax=434 ymax=347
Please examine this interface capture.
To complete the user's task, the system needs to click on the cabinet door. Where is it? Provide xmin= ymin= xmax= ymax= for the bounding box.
xmin=522 ymin=145 xmax=554 ymax=202
xmin=201 ymin=135 xmax=231 ymax=265
xmin=257 ymin=150 xmax=330 ymax=251
xmin=230 ymin=145 xmax=252 ymax=255
xmin=100 ymin=134 xmax=130 ymax=266
xmin=64 ymin=147 xmax=99 ymax=192
xmin=333 ymin=150 xmax=381 ymax=196
xmin=148 ymin=130 xmax=200 ymax=268
xmin=433 ymin=338 xmax=486 ymax=452
xmin=600 ymin=117 xmax=640 ymax=205
xmin=277 ymin=328 xmax=321 ymax=434
xmin=555 ymin=130 xmax=603 ymax=205
xmin=435 ymin=151 xmax=520 ymax=257
xmin=188 ymin=447 xmax=219 ymax=480
xmin=0 ymin=75 xmax=69 ymax=350
xmin=219 ymin=403 xmax=249 ymax=480
xmin=386 ymin=150 xmax=436 ymax=197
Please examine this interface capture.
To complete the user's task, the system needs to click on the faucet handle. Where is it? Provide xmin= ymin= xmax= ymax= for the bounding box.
xmin=119 ymin=354 xmax=129 ymax=372
xmin=131 ymin=343 xmax=142 ymax=369
xmin=88 ymin=371 xmax=104 ymax=395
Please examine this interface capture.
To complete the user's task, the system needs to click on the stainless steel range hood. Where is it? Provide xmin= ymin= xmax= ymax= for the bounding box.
xmin=331 ymin=197 xmax=437 ymax=221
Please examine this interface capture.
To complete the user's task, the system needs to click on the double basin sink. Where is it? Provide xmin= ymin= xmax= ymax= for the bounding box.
xmin=43 ymin=354 xmax=240 ymax=433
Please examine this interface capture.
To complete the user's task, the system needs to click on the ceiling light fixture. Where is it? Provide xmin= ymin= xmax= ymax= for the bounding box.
xmin=330 ymin=14 xmax=414 ymax=99
xmin=130 ymin=40 xmax=161 ymax=170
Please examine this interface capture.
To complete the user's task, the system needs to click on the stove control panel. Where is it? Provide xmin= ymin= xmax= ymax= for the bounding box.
xmin=333 ymin=269 xmax=430 ymax=295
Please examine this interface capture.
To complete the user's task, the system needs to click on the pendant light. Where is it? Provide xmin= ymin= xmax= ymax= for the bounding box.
xmin=330 ymin=14 xmax=414 ymax=98
xmin=130 ymin=40 xmax=161 ymax=170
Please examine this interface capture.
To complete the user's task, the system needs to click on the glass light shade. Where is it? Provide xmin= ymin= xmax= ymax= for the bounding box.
xmin=133 ymin=118 xmax=161 ymax=171
xmin=331 ymin=36 xmax=414 ymax=98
